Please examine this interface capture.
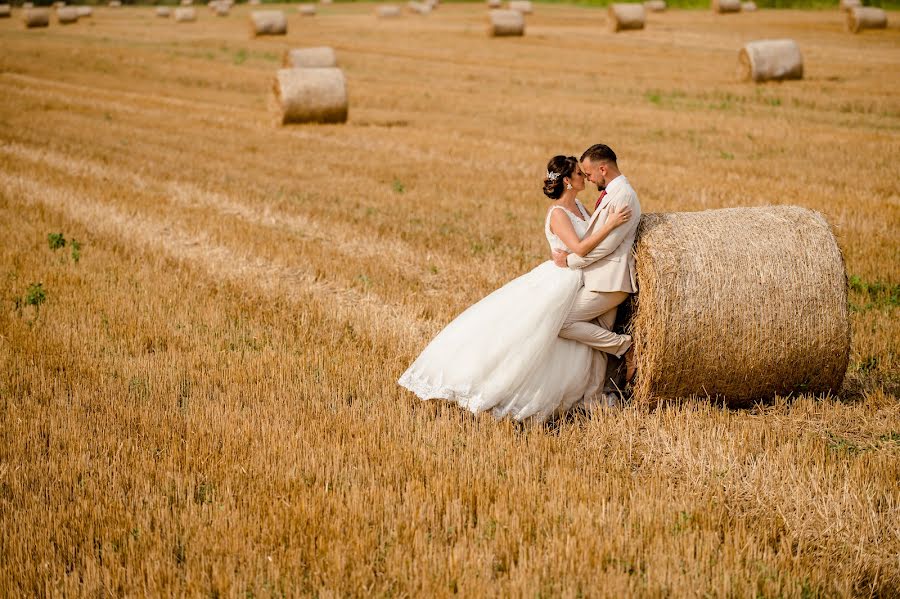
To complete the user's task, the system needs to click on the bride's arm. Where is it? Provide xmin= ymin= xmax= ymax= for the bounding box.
xmin=549 ymin=205 xmax=632 ymax=257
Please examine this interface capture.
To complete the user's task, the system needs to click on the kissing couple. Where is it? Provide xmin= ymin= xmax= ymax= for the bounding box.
xmin=399 ymin=144 xmax=642 ymax=422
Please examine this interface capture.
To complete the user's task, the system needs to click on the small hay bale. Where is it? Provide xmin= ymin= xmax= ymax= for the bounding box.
xmin=108 ymin=0 xmax=121 ymax=7
xmin=847 ymin=6 xmax=886 ymax=33
xmin=156 ymin=6 xmax=171 ymax=17
xmin=839 ymin=0 xmax=860 ymax=11
xmin=298 ymin=4 xmax=315 ymax=15
xmin=375 ymin=5 xmax=400 ymax=17
xmin=174 ymin=7 xmax=196 ymax=21
xmin=250 ymin=10 xmax=287 ymax=35
xmin=741 ymin=1 xmax=757 ymax=10
xmin=508 ymin=0 xmax=532 ymax=14
xmin=644 ymin=0 xmax=666 ymax=12
xmin=180 ymin=0 xmax=192 ymax=5
xmin=0 ymin=4 xmax=11 ymax=18
xmin=487 ymin=0 xmax=501 ymax=7
xmin=75 ymin=6 xmax=92 ymax=17
xmin=738 ymin=39 xmax=803 ymax=82
xmin=215 ymin=4 xmax=229 ymax=16
xmin=711 ymin=0 xmax=741 ymax=13
xmin=609 ymin=3 xmax=645 ymax=32
xmin=23 ymin=7 xmax=49 ymax=26
xmin=631 ymin=206 xmax=850 ymax=407
xmin=56 ymin=5 xmax=78 ymax=22
xmin=284 ymin=46 xmax=337 ymax=68
xmin=488 ymin=8 xmax=524 ymax=36
xmin=52 ymin=1 xmax=64 ymax=7
xmin=407 ymin=1 xmax=431 ymax=14
xmin=274 ymin=67 xmax=348 ymax=124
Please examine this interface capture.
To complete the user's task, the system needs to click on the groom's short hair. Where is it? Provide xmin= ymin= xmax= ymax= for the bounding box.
xmin=581 ymin=144 xmax=617 ymax=165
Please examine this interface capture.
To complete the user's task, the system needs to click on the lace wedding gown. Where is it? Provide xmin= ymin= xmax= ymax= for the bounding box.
xmin=398 ymin=201 xmax=596 ymax=422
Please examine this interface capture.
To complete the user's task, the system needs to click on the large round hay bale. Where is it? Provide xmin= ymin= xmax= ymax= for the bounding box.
xmin=741 ymin=1 xmax=757 ymax=11
xmin=56 ymin=5 xmax=78 ymax=22
xmin=487 ymin=0 xmax=502 ymax=7
xmin=508 ymin=0 xmax=532 ymax=14
xmin=609 ymin=3 xmax=645 ymax=32
xmin=712 ymin=0 xmax=741 ymax=13
xmin=839 ymin=0 xmax=861 ymax=11
xmin=174 ymin=7 xmax=195 ymax=21
xmin=250 ymin=10 xmax=287 ymax=35
xmin=23 ymin=7 xmax=49 ymax=27
xmin=375 ymin=5 xmax=401 ymax=17
xmin=488 ymin=8 xmax=524 ymax=36
xmin=274 ymin=67 xmax=348 ymax=125
xmin=847 ymin=6 xmax=887 ymax=33
xmin=738 ymin=39 xmax=803 ymax=82
xmin=156 ymin=6 xmax=171 ymax=17
xmin=644 ymin=0 xmax=666 ymax=12
xmin=298 ymin=4 xmax=316 ymax=15
xmin=284 ymin=46 xmax=337 ymax=68
xmin=0 ymin=4 xmax=11 ymax=18
xmin=75 ymin=5 xmax=92 ymax=17
xmin=631 ymin=206 xmax=849 ymax=407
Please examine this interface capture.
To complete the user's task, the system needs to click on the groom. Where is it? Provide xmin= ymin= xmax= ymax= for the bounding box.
xmin=552 ymin=143 xmax=641 ymax=399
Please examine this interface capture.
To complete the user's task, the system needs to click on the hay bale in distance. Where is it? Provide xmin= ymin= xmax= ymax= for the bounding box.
xmin=839 ymin=0 xmax=861 ymax=11
xmin=609 ymin=3 xmax=645 ymax=31
xmin=180 ymin=0 xmax=192 ymax=5
xmin=274 ymin=67 xmax=348 ymax=125
xmin=487 ymin=0 xmax=501 ymax=8
xmin=285 ymin=47 xmax=337 ymax=68
xmin=250 ymin=10 xmax=287 ymax=34
xmin=847 ymin=7 xmax=887 ymax=33
xmin=108 ymin=0 xmax=121 ymax=7
xmin=249 ymin=0 xmax=260 ymax=4
xmin=23 ymin=7 xmax=49 ymax=26
xmin=156 ymin=6 xmax=171 ymax=17
xmin=56 ymin=5 xmax=78 ymax=22
xmin=644 ymin=0 xmax=666 ymax=12
xmin=215 ymin=3 xmax=229 ymax=16
xmin=508 ymin=0 xmax=532 ymax=14
xmin=407 ymin=1 xmax=431 ymax=14
xmin=375 ymin=5 xmax=401 ymax=17
xmin=631 ymin=206 xmax=849 ymax=407
xmin=488 ymin=8 xmax=524 ymax=36
xmin=75 ymin=5 xmax=92 ymax=17
xmin=0 ymin=4 xmax=11 ymax=18
xmin=738 ymin=39 xmax=803 ymax=82
xmin=174 ymin=7 xmax=196 ymax=21
xmin=741 ymin=1 xmax=757 ymax=11
xmin=712 ymin=0 xmax=741 ymax=13
xmin=298 ymin=4 xmax=316 ymax=15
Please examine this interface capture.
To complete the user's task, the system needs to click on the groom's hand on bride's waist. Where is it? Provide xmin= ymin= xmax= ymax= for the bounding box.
xmin=552 ymin=250 xmax=570 ymax=268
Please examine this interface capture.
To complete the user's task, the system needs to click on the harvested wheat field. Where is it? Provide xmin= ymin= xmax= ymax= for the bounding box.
xmin=1 ymin=2 xmax=899 ymax=596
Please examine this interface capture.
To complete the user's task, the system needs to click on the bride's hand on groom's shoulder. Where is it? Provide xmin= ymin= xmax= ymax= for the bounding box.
xmin=607 ymin=205 xmax=632 ymax=228
xmin=552 ymin=249 xmax=569 ymax=268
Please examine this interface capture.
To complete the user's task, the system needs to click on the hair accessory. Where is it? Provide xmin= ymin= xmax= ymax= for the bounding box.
xmin=546 ymin=171 xmax=560 ymax=181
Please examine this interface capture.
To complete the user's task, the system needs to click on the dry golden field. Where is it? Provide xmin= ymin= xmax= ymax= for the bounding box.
xmin=1 ymin=2 xmax=899 ymax=596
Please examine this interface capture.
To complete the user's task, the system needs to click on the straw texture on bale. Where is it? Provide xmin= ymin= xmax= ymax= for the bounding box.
xmin=847 ymin=6 xmax=886 ymax=33
xmin=250 ymin=10 xmax=287 ymax=35
xmin=839 ymin=0 xmax=861 ymax=11
xmin=741 ymin=1 xmax=757 ymax=11
xmin=644 ymin=0 xmax=666 ymax=12
xmin=0 ymin=4 xmax=11 ymax=18
xmin=631 ymin=206 xmax=849 ymax=407
xmin=508 ymin=0 xmax=532 ymax=14
xmin=488 ymin=9 xmax=524 ymax=36
xmin=156 ymin=6 xmax=171 ymax=17
xmin=56 ymin=6 xmax=78 ymax=22
xmin=738 ymin=39 xmax=803 ymax=82
xmin=712 ymin=0 xmax=741 ymax=13
xmin=609 ymin=3 xmax=646 ymax=31
xmin=487 ymin=0 xmax=501 ymax=7
xmin=375 ymin=5 xmax=400 ymax=17
xmin=298 ymin=4 xmax=315 ymax=15
xmin=23 ymin=7 xmax=49 ymax=27
xmin=174 ymin=7 xmax=195 ymax=21
xmin=274 ymin=68 xmax=348 ymax=125
xmin=75 ymin=5 xmax=91 ymax=17
xmin=284 ymin=46 xmax=337 ymax=68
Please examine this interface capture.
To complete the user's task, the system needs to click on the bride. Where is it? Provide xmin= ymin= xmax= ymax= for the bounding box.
xmin=398 ymin=155 xmax=633 ymax=422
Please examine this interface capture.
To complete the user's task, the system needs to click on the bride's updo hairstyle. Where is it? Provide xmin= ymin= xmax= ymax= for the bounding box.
xmin=543 ymin=155 xmax=578 ymax=200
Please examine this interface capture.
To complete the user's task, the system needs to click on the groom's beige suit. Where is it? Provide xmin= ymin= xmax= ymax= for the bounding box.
xmin=559 ymin=175 xmax=641 ymax=391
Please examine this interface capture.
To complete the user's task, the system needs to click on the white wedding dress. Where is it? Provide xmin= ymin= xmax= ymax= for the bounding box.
xmin=398 ymin=201 xmax=596 ymax=422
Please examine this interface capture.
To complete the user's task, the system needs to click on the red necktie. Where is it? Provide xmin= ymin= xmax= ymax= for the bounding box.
xmin=594 ymin=190 xmax=607 ymax=211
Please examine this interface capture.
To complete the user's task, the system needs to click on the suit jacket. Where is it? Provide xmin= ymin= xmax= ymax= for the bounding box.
xmin=566 ymin=175 xmax=641 ymax=293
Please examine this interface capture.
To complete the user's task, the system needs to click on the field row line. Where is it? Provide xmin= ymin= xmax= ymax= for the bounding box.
xmin=0 ymin=171 xmax=433 ymax=350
